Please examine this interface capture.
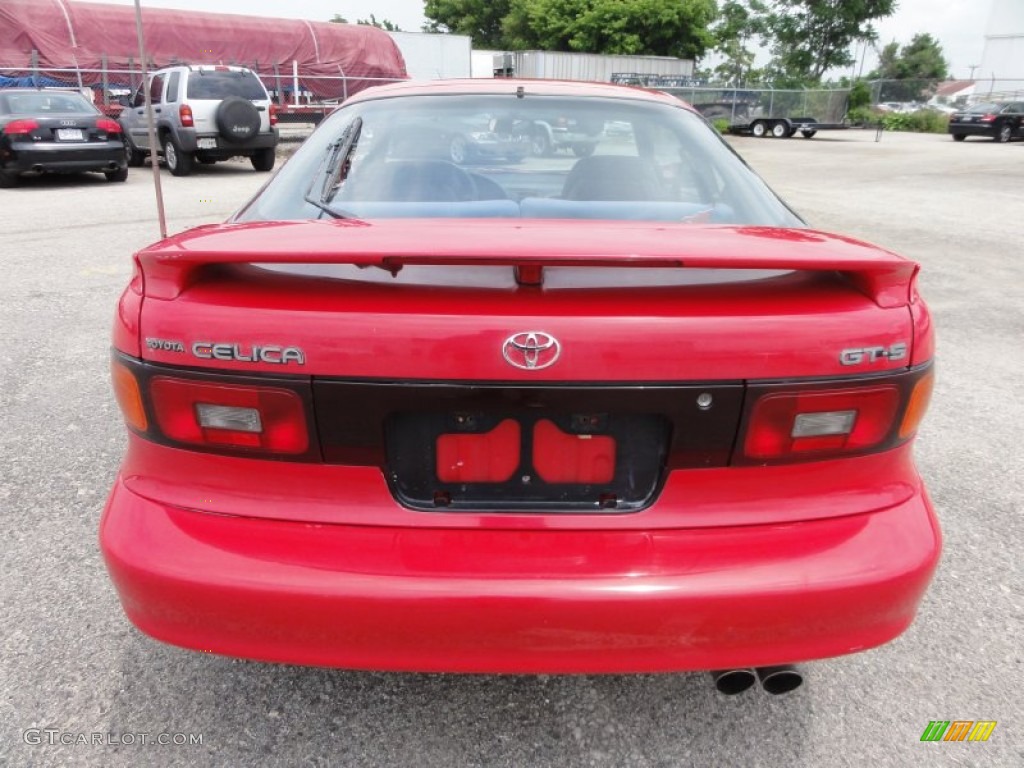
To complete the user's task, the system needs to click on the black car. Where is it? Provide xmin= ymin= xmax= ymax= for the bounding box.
xmin=0 ymin=88 xmax=128 ymax=187
xmin=948 ymin=101 xmax=1024 ymax=143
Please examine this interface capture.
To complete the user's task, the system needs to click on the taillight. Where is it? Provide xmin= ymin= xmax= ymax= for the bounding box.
xmin=96 ymin=117 xmax=122 ymax=134
xmin=150 ymin=377 xmax=308 ymax=454
xmin=3 ymin=118 xmax=39 ymax=135
xmin=110 ymin=355 xmax=315 ymax=458
xmin=269 ymin=103 xmax=278 ymax=126
xmin=738 ymin=366 xmax=932 ymax=464
xmin=980 ymin=114 xmax=996 ymax=122
xmin=179 ymin=104 xmax=194 ymax=128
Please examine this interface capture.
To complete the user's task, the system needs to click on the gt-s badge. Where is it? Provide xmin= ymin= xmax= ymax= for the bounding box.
xmin=840 ymin=343 xmax=907 ymax=366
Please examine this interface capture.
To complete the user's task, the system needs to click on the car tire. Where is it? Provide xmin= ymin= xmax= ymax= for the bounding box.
xmin=124 ymin=139 xmax=146 ymax=167
xmin=952 ymin=133 xmax=966 ymax=142
xmin=801 ymin=129 xmax=817 ymax=139
xmin=751 ymin=120 xmax=767 ymax=138
xmin=572 ymin=144 xmax=595 ymax=158
xmin=216 ymin=97 xmax=261 ymax=144
xmin=0 ymin=169 xmax=19 ymax=188
xmin=163 ymin=136 xmax=194 ymax=177
xmin=105 ymin=166 xmax=129 ymax=182
xmin=449 ymin=135 xmax=469 ymax=164
xmin=250 ymin=148 xmax=276 ymax=172
xmin=996 ymin=123 xmax=1012 ymax=143
xmin=771 ymin=122 xmax=788 ymax=138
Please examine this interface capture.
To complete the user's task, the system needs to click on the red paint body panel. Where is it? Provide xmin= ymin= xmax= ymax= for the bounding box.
xmin=137 ymin=263 xmax=914 ymax=381
xmin=101 ymin=477 xmax=940 ymax=673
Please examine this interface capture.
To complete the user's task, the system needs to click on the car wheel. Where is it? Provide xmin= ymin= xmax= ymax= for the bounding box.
xmin=449 ymin=135 xmax=469 ymax=164
xmin=163 ymin=136 xmax=194 ymax=177
xmin=771 ymin=122 xmax=788 ymax=138
xmin=801 ymin=129 xmax=817 ymax=139
xmin=996 ymin=123 xmax=1012 ymax=143
xmin=531 ymin=131 xmax=551 ymax=157
xmin=124 ymin=139 xmax=146 ymax=167
xmin=250 ymin=147 xmax=276 ymax=172
xmin=952 ymin=133 xmax=966 ymax=142
xmin=751 ymin=120 xmax=766 ymax=138
xmin=0 ymin=169 xmax=19 ymax=188
xmin=104 ymin=166 xmax=129 ymax=182
xmin=572 ymin=144 xmax=595 ymax=158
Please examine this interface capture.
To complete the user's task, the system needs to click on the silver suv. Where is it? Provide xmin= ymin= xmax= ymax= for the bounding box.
xmin=120 ymin=64 xmax=278 ymax=176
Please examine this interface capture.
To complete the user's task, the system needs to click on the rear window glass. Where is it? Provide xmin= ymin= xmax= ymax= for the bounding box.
xmin=238 ymin=93 xmax=803 ymax=228
xmin=966 ymin=103 xmax=1001 ymax=113
xmin=0 ymin=91 xmax=96 ymax=115
xmin=186 ymin=71 xmax=265 ymax=100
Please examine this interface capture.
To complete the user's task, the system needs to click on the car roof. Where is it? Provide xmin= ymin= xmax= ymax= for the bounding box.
xmin=345 ymin=78 xmax=694 ymax=111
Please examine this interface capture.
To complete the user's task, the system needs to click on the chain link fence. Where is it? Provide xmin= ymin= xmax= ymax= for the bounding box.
xmin=0 ymin=56 xmax=404 ymax=113
xmin=870 ymin=78 xmax=1024 ymax=109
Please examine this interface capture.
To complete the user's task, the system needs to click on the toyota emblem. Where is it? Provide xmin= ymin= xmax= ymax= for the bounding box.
xmin=502 ymin=331 xmax=561 ymax=370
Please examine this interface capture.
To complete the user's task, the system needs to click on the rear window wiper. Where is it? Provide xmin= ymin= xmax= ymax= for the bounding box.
xmin=304 ymin=117 xmax=363 ymax=220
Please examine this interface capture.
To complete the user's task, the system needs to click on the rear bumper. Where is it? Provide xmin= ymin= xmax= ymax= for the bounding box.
xmin=177 ymin=129 xmax=278 ymax=153
xmin=2 ymin=140 xmax=125 ymax=173
xmin=101 ymin=478 xmax=941 ymax=673
xmin=948 ymin=124 xmax=997 ymax=137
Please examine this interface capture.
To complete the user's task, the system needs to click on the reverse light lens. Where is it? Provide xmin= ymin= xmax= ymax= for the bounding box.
xmin=196 ymin=403 xmax=262 ymax=433
xmin=150 ymin=377 xmax=307 ymax=453
xmin=791 ymin=410 xmax=856 ymax=438
xmin=110 ymin=360 xmax=148 ymax=431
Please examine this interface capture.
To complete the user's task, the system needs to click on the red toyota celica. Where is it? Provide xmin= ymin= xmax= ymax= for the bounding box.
xmin=101 ymin=79 xmax=938 ymax=696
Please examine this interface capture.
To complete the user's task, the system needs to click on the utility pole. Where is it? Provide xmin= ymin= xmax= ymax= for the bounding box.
xmin=968 ymin=64 xmax=978 ymax=80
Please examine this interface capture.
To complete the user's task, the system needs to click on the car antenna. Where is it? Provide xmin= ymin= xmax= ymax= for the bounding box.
xmin=132 ymin=0 xmax=167 ymax=240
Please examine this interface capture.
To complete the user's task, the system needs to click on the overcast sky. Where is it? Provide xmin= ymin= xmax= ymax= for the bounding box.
xmin=79 ymin=0 xmax=991 ymax=80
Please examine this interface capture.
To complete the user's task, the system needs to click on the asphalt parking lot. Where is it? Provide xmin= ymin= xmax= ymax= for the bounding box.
xmin=1 ymin=130 xmax=1021 ymax=767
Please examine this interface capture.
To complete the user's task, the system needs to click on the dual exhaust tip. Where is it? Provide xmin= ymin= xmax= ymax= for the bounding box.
xmin=712 ymin=666 xmax=803 ymax=696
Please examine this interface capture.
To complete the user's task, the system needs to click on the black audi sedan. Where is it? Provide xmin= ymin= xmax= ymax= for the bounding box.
xmin=0 ymin=88 xmax=128 ymax=187
xmin=948 ymin=101 xmax=1024 ymax=143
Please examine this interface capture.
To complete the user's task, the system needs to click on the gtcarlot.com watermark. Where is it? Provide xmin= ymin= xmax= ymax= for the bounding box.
xmin=24 ymin=729 xmax=203 ymax=747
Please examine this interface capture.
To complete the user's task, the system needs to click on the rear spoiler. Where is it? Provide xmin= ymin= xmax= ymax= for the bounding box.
xmin=137 ymin=220 xmax=919 ymax=308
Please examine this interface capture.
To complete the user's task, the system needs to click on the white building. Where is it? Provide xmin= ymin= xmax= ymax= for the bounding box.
xmin=978 ymin=0 xmax=1024 ymax=93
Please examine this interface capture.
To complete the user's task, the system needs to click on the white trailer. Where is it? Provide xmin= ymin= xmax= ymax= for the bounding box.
xmin=386 ymin=32 xmax=472 ymax=81
xmin=492 ymin=51 xmax=693 ymax=82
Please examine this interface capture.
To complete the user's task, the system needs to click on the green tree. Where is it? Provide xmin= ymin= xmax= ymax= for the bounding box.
xmin=711 ymin=1 xmax=768 ymax=84
xmin=330 ymin=12 xmax=402 ymax=32
xmin=765 ymin=0 xmax=897 ymax=83
xmin=873 ymin=33 xmax=948 ymax=81
xmin=503 ymin=0 xmax=717 ymax=59
xmin=871 ymin=33 xmax=948 ymax=101
xmin=423 ymin=0 xmax=514 ymax=48
xmin=358 ymin=14 xmax=402 ymax=31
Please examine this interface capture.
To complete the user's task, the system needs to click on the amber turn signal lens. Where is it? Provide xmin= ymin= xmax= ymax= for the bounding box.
xmin=899 ymin=369 xmax=934 ymax=439
xmin=111 ymin=360 xmax=148 ymax=431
